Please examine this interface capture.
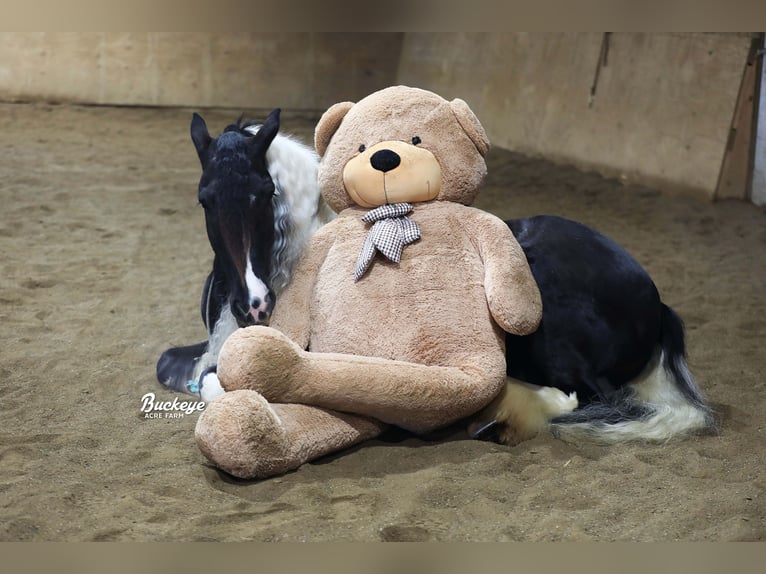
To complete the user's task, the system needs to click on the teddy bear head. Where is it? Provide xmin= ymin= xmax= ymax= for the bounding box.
xmin=314 ymin=85 xmax=490 ymax=213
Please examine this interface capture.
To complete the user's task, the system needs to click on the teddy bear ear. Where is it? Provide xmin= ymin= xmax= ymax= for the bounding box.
xmin=314 ymin=101 xmax=355 ymax=157
xmin=449 ymin=98 xmax=490 ymax=157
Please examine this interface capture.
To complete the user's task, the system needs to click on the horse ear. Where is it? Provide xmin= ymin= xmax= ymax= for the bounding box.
xmin=252 ymin=108 xmax=280 ymax=152
xmin=190 ymin=113 xmax=212 ymax=165
xmin=314 ymin=101 xmax=354 ymax=158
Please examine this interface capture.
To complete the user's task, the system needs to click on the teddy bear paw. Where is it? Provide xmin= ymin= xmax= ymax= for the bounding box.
xmin=217 ymin=326 xmax=304 ymax=401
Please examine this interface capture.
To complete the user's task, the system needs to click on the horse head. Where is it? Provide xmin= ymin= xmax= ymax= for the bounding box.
xmin=190 ymin=109 xmax=281 ymax=328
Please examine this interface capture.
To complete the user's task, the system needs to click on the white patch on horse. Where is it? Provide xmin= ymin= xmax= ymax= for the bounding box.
xmin=245 ymin=255 xmax=270 ymax=318
xmin=627 ymin=350 xmax=710 ymax=439
xmin=553 ymin=350 xmax=711 ymax=443
xmin=530 ymin=384 xmax=579 ymax=416
xmin=200 ymin=372 xmax=225 ymax=402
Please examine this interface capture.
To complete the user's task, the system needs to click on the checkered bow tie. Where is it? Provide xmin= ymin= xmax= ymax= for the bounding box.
xmin=354 ymin=202 xmax=421 ymax=282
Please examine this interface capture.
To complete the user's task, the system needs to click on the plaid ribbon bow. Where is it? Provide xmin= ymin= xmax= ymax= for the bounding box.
xmin=354 ymin=202 xmax=421 ymax=282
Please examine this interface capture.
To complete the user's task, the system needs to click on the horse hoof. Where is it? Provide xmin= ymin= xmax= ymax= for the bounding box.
xmin=468 ymin=419 xmax=502 ymax=443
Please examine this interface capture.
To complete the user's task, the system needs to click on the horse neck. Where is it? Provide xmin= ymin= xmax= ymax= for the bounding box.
xmin=266 ymin=132 xmax=336 ymax=295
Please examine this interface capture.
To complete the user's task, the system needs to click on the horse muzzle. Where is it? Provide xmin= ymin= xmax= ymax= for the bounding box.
xmin=248 ymin=290 xmax=275 ymax=325
xmin=232 ymin=291 xmax=274 ymax=327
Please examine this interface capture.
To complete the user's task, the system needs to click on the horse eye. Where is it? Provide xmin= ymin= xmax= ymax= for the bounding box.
xmin=358 ymin=144 xmax=366 ymax=153
xmin=412 ymin=136 xmax=421 ymax=145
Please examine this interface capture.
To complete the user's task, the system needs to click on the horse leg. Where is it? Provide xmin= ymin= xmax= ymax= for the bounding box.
xmin=156 ymin=341 xmax=210 ymax=394
xmin=157 ymin=270 xmax=228 ymax=396
xmin=195 ymin=389 xmax=386 ymax=479
xmin=468 ymin=378 xmax=578 ymax=445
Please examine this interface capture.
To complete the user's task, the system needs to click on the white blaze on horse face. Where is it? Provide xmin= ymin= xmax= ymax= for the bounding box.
xmin=244 ymin=255 xmax=271 ymax=320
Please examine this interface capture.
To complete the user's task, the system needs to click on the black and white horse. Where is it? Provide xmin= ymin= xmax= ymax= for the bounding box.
xmin=156 ymin=109 xmax=333 ymax=396
xmin=157 ymin=109 xmax=715 ymax=444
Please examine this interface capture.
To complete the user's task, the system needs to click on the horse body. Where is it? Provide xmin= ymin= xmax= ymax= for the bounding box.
xmin=158 ymin=109 xmax=714 ymax=444
xmin=474 ymin=216 xmax=715 ymax=443
xmin=506 ymin=215 xmax=662 ymax=399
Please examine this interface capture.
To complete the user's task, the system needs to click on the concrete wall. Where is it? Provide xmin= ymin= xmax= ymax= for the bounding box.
xmin=0 ymin=32 xmax=756 ymax=202
xmin=398 ymin=33 xmax=753 ymax=200
xmin=0 ymin=33 xmax=402 ymax=109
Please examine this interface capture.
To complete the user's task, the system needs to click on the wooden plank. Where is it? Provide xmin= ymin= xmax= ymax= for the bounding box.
xmin=751 ymin=34 xmax=766 ymax=207
xmin=400 ymin=33 xmax=753 ymax=201
xmin=715 ymin=37 xmax=759 ymax=200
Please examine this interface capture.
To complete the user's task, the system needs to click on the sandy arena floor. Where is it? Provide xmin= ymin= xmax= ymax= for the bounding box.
xmin=0 ymin=102 xmax=764 ymax=541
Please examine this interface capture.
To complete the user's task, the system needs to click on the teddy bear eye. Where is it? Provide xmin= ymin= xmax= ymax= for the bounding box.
xmin=412 ymin=136 xmax=421 ymax=145
xmin=358 ymin=144 xmax=366 ymax=153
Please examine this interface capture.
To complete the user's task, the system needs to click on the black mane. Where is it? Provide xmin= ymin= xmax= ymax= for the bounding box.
xmin=223 ymin=115 xmax=260 ymax=136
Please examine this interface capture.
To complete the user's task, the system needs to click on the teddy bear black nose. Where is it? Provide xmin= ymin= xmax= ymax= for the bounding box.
xmin=369 ymin=149 xmax=401 ymax=173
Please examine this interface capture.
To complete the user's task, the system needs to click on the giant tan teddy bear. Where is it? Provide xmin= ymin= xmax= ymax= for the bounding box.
xmin=194 ymin=86 xmax=542 ymax=479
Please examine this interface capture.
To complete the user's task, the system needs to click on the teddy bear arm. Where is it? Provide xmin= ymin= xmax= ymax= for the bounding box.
xmin=269 ymin=227 xmax=335 ymax=349
xmin=470 ymin=212 xmax=542 ymax=336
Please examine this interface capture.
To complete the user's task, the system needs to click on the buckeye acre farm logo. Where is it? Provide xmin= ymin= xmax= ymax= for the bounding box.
xmin=140 ymin=392 xmax=206 ymax=419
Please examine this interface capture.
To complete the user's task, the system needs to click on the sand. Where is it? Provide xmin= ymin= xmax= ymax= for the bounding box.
xmin=0 ymin=102 xmax=764 ymax=542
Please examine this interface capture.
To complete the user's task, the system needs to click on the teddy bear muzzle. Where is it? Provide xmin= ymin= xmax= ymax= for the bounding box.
xmin=342 ymin=140 xmax=442 ymax=208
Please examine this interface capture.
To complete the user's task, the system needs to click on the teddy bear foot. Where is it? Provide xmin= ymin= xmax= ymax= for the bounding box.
xmin=195 ymin=389 xmax=385 ymax=479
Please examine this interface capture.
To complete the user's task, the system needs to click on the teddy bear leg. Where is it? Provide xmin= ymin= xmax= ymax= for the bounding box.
xmin=216 ymin=325 xmax=507 ymax=434
xmin=467 ymin=378 xmax=579 ymax=445
xmin=195 ymin=389 xmax=385 ymax=480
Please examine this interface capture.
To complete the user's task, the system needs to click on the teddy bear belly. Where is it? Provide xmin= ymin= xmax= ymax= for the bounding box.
xmin=309 ymin=240 xmax=505 ymax=369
